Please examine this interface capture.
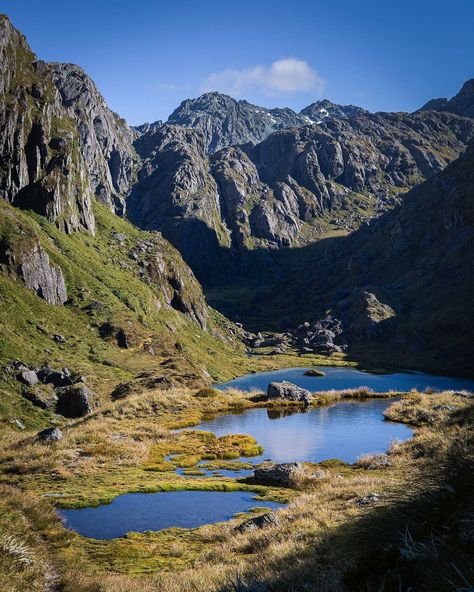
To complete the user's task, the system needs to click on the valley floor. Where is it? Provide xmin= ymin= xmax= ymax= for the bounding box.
xmin=1 ymin=386 xmax=473 ymax=592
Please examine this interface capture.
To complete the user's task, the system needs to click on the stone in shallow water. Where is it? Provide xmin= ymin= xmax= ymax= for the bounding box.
xmin=266 ymin=381 xmax=312 ymax=406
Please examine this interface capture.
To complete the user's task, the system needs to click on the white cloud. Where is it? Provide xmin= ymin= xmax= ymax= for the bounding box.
xmin=202 ymin=58 xmax=324 ymax=97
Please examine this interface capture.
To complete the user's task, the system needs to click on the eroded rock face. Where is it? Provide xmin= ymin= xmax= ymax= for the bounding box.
xmin=129 ymin=235 xmax=208 ymax=329
xmin=50 ymin=62 xmax=136 ymax=213
xmin=211 ymin=147 xmax=300 ymax=248
xmin=266 ymin=382 xmax=312 ymax=405
xmin=130 ymin=95 xmax=474 ymax=282
xmin=18 ymin=244 xmax=67 ymax=305
xmin=0 ymin=224 xmax=67 ymax=305
xmin=0 ymin=16 xmax=95 ymax=234
xmin=0 ymin=16 xmax=138 ymax=233
xmin=128 ymin=124 xmax=229 ymax=281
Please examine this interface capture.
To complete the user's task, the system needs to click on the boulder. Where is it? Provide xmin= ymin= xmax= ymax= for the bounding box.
xmin=37 ymin=427 xmax=63 ymax=442
xmin=236 ymin=512 xmax=280 ymax=533
xmin=266 ymin=381 xmax=312 ymax=405
xmin=56 ymin=385 xmax=94 ymax=418
xmin=37 ymin=367 xmax=73 ymax=388
xmin=17 ymin=369 xmax=38 ymax=386
xmin=253 ymin=462 xmax=303 ymax=487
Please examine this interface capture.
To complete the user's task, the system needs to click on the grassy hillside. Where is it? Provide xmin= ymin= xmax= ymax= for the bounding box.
xmin=0 ymin=200 xmax=265 ymax=430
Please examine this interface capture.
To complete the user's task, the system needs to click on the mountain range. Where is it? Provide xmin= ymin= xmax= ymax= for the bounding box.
xmin=1 ymin=13 xmax=473 ymax=377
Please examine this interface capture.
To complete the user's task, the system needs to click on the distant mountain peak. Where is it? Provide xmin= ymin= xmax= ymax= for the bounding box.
xmin=419 ymin=78 xmax=474 ymax=118
xmin=166 ymin=92 xmax=371 ymax=152
xmin=300 ymin=99 xmax=369 ymax=123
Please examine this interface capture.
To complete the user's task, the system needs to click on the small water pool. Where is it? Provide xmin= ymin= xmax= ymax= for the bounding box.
xmin=58 ymin=490 xmax=283 ymax=540
xmin=215 ymin=366 xmax=474 ymax=393
xmin=195 ymin=398 xmax=413 ymax=464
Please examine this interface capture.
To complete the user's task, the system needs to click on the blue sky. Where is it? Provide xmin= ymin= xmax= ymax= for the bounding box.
xmin=3 ymin=0 xmax=474 ymax=125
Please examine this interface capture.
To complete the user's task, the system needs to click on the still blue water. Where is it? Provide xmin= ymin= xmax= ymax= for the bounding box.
xmin=58 ymin=364 xmax=472 ymax=539
xmin=216 ymin=366 xmax=474 ymax=393
xmin=58 ymin=490 xmax=283 ymax=539
xmin=195 ymin=398 xmax=413 ymax=464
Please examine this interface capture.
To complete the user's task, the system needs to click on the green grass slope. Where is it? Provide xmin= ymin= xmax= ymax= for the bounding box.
xmin=0 ymin=201 xmax=259 ymax=429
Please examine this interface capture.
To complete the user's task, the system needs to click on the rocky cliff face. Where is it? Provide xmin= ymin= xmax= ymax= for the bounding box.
xmin=250 ymin=109 xmax=473 ymax=211
xmin=420 ymin=79 xmax=474 ymax=119
xmin=50 ymin=63 xmax=136 ymax=214
xmin=0 ymin=207 xmax=67 ymax=305
xmin=270 ymin=142 xmax=474 ymax=375
xmin=0 ymin=16 xmax=96 ymax=234
xmin=0 ymin=15 xmax=137 ymax=235
xmin=130 ymin=104 xmax=474 ymax=281
xmin=128 ymin=124 xmax=230 ymax=280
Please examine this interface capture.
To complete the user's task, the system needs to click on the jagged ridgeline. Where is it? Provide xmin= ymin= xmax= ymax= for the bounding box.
xmin=129 ymin=87 xmax=474 ymax=284
xmin=0 ymin=13 xmax=255 ymax=423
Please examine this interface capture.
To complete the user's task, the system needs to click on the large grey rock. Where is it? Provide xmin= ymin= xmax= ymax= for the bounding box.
xmin=19 ymin=246 xmax=67 ymax=305
xmin=37 ymin=427 xmax=63 ymax=442
xmin=17 ymin=369 xmax=38 ymax=386
xmin=236 ymin=512 xmax=280 ymax=533
xmin=253 ymin=463 xmax=303 ymax=487
xmin=0 ymin=232 xmax=68 ymax=305
xmin=56 ymin=385 xmax=94 ymax=418
xmin=37 ymin=366 xmax=73 ymax=387
xmin=266 ymin=381 xmax=312 ymax=405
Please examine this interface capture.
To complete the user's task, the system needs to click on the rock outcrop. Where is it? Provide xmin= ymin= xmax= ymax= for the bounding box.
xmin=128 ymin=124 xmax=230 ymax=281
xmin=50 ymin=62 xmax=136 ymax=213
xmin=37 ymin=427 xmax=63 ymax=443
xmin=300 ymin=99 xmax=369 ymax=123
xmin=0 ymin=212 xmax=68 ymax=305
xmin=0 ymin=16 xmax=138 ymax=234
xmin=0 ymin=16 xmax=96 ymax=234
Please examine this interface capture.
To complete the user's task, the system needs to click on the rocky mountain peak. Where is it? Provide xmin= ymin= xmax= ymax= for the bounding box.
xmin=300 ymin=99 xmax=369 ymax=123
xmin=419 ymin=78 xmax=474 ymax=118
xmin=167 ymin=92 xmax=308 ymax=152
